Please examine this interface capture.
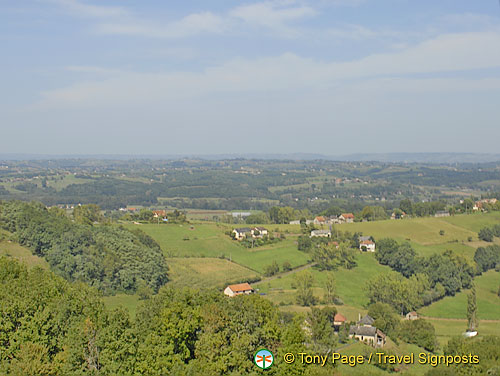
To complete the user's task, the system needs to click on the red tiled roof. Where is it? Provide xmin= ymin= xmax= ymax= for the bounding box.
xmin=227 ymin=283 xmax=253 ymax=292
xmin=342 ymin=213 xmax=354 ymax=218
xmin=334 ymin=313 xmax=346 ymax=322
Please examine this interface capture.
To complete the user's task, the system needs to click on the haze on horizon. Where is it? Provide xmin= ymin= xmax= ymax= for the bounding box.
xmin=2 ymin=0 xmax=500 ymax=155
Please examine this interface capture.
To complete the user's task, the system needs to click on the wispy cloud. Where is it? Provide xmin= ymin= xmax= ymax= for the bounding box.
xmin=36 ymin=30 xmax=500 ymax=108
xmin=96 ymin=11 xmax=227 ymax=39
xmin=47 ymin=0 xmax=127 ymax=18
xmin=229 ymin=1 xmax=317 ymax=37
xmin=46 ymin=0 xmax=319 ymax=39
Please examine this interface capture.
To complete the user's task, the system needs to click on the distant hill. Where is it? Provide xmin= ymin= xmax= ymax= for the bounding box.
xmin=1 ymin=152 xmax=500 ymax=163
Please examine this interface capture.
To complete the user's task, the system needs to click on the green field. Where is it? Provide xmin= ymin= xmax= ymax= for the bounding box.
xmin=341 ymin=217 xmax=477 ymax=245
xmin=102 ymin=294 xmax=141 ymax=318
xmin=258 ymin=253 xmax=392 ymax=309
xmin=0 ymin=232 xmax=49 ymax=270
xmin=167 ymin=257 xmax=259 ymax=289
xmin=131 ymin=223 xmax=310 ymax=273
xmin=420 ymin=270 xmax=500 ymax=320
xmin=427 ymin=318 xmax=500 ymax=347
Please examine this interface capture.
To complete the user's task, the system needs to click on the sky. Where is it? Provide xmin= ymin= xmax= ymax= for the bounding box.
xmin=1 ymin=0 xmax=500 ymax=156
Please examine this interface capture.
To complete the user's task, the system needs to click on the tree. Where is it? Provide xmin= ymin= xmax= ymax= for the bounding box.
xmin=467 ymin=284 xmax=478 ymax=332
xmin=295 ymin=271 xmax=315 ymax=306
xmin=282 ymin=261 xmax=292 ymax=272
xmin=324 ymin=272 xmax=336 ymax=304
xmin=396 ymin=319 xmax=437 ymax=352
xmin=264 ymin=261 xmax=280 ymax=277
xmin=307 ymin=307 xmax=337 ymax=348
xmin=73 ymin=204 xmax=102 ymax=225
xmin=368 ymin=302 xmax=399 ymax=335
xmin=478 ymin=227 xmax=494 ymax=242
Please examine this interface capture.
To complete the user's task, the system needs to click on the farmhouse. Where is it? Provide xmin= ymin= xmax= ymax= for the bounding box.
xmin=349 ymin=326 xmax=386 ymax=348
xmin=333 ymin=313 xmax=346 ymax=328
xmin=310 ymin=229 xmax=331 ymax=238
xmin=339 ymin=213 xmax=355 ymax=223
xmin=232 ymin=227 xmax=252 ymax=240
xmin=349 ymin=314 xmax=386 ymax=347
xmin=152 ymin=210 xmax=167 ymax=218
xmin=224 ymin=283 xmax=254 ymax=297
xmin=406 ymin=311 xmax=419 ymax=320
xmin=359 ymin=240 xmax=375 ymax=252
xmin=390 ymin=211 xmax=406 ymax=220
xmin=251 ymin=227 xmax=268 ymax=237
xmin=314 ymin=216 xmax=327 ymax=225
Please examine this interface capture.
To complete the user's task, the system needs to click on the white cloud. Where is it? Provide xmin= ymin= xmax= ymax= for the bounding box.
xmin=46 ymin=0 xmax=318 ymax=39
xmin=96 ymin=11 xmax=227 ymax=39
xmin=229 ymin=1 xmax=317 ymax=37
xmin=47 ymin=0 xmax=127 ymax=18
xmin=36 ymin=30 xmax=500 ymax=109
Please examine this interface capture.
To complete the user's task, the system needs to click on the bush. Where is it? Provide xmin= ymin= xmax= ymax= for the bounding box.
xmin=479 ymin=227 xmax=494 ymax=242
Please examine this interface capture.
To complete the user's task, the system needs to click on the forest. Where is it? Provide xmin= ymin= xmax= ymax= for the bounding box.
xmin=0 ymin=201 xmax=168 ymax=294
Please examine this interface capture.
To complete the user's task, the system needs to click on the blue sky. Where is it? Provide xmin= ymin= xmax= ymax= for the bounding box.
xmin=2 ymin=0 xmax=500 ymax=155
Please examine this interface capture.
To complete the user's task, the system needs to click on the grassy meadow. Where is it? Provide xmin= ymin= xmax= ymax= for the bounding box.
xmin=420 ymin=270 xmax=500 ymax=320
xmin=0 ymin=231 xmax=49 ymax=269
xmin=166 ymin=257 xmax=259 ymax=289
xmin=129 ymin=223 xmax=310 ymax=273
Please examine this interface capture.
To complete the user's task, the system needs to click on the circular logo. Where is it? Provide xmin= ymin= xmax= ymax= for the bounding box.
xmin=254 ymin=348 xmax=274 ymax=370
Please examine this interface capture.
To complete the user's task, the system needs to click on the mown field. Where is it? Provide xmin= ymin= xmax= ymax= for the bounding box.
xmin=166 ymin=257 xmax=259 ymax=289
xmin=0 ymin=231 xmax=49 ymax=269
xmin=257 ymin=253 xmax=391 ymax=309
xmin=420 ymin=270 xmax=500 ymax=320
xmin=128 ymin=223 xmax=310 ymax=273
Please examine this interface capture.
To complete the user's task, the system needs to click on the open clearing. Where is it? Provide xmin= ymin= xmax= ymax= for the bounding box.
xmin=166 ymin=257 xmax=259 ymax=289
xmin=0 ymin=231 xmax=49 ymax=269
xmin=132 ymin=223 xmax=309 ymax=273
xmin=420 ymin=270 xmax=500 ymax=320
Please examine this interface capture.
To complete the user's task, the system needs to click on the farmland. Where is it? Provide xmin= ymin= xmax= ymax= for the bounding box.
xmin=127 ymin=223 xmax=310 ymax=273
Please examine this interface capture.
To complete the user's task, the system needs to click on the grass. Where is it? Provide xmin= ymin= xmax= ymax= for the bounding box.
xmin=0 ymin=231 xmax=49 ymax=269
xmin=441 ymin=212 xmax=500 ymax=232
xmin=258 ymin=253 xmax=392 ymax=310
xmin=341 ymin=217 xmax=477 ymax=245
xmin=419 ymin=270 xmax=500 ymax=320
xmin=427 ymin=318 xmax=500 ymax=347
xmin=102 ymin=294 xmax=141 ymax=318
xmin=166 ymin=257 xmax=259 ymax=289
xmin=130 ymin=223 xmax=309 ymax=273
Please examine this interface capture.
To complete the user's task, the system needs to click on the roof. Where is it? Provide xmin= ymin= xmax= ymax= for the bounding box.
xmin=315 ymin=216 xmax=326 ymax=221
xmin=349 ymin=325 xmax=377 ymax=337
xmin=234 ymin=227 xmax=251 ymax=233
xmin=360 ymin=240 xmax=374 ymax=245
xmin=227 ymin=283 xmax=253 ymax=292
xmin=407 ymin=311 xmax=418 ymax=316
xmin=334 ymin=313 xmax=346 ymax=322
xmin=254 ymin=227 xmax=268 ymax=231
xmin=341 ymin=213 xmax=354 ymax=218
xmin=358 ymin=315 xmax=375 ymax=326
xmin=359 ymin=236 xmax=371 ymax=242
xmin=376 ymin=329 xmax=386 ymax=339
xmin=311 ymin=229 xmax=330 ymax=235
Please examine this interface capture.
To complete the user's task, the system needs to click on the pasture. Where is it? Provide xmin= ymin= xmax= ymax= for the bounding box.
xmin=166 ymin=257 xmax=259 ymax=289
xmin=258 ymin=253 xmax=392 ymax=309
xmin=131 ymin=223 xmax=310 ymax=273
xmin=420 ymin=270 xmax=500 ymax=320
xmin=0 ymin=232 xmax=49 ymax=270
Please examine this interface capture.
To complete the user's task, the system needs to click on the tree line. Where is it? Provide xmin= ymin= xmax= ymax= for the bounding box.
xmin=0 ymin=201 xmax=168 ymax=294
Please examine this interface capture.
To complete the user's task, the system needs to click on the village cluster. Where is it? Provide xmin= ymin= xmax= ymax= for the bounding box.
xmin=222 ymin=283 xmax=420 ymax=348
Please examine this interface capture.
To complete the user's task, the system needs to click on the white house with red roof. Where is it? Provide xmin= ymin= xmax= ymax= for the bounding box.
xmin=224 ymin=283 xmax=254 ymax=297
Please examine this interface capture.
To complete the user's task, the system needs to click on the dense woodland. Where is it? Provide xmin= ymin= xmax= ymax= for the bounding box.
xmin=1 ymin=257 xmax=499 ymax=376
xmin=0 ymin=201 xmax=168 ymax=294
xmin=1 ymin=159 xmax=500 ymax=212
